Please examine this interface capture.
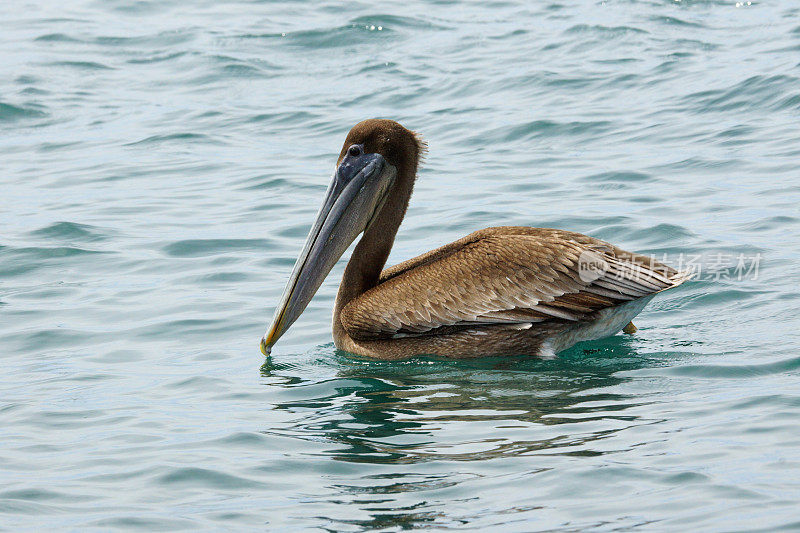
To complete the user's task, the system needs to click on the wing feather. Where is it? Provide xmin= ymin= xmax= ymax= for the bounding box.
xmin=341 ymin=227 xmax=687 ymax=340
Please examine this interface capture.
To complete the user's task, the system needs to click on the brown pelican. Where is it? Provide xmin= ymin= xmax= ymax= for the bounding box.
xmin=261 ymin=119 xmax=689 ymax=359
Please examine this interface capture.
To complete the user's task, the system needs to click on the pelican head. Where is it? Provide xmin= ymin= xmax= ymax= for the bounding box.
xmin=261 ymin=119 xmax=424 ymax=355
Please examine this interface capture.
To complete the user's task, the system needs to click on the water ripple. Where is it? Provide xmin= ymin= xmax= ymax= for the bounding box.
xmin=162 ymin=238 xmax=274 ymax=257
xmin=29 ymin=222 xmax=110 ymax=243
xmin=0 ymin=102 xmax=47 ymax=122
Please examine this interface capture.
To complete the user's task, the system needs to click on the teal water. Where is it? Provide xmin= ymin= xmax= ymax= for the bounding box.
xmin=2 ymin=0 xmax=800 ymax=530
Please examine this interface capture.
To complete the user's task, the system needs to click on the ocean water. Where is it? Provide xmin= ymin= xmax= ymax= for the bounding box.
xmin=2 ymin=0 xmax=800 ymax=530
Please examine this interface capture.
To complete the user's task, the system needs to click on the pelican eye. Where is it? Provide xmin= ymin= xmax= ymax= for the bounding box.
xmin=348 ymin=145 xmax=362 ymax=157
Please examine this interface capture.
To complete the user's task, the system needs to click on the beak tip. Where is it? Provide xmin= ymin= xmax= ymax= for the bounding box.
xmin=259 ymin=337 xmax=270 ymax=356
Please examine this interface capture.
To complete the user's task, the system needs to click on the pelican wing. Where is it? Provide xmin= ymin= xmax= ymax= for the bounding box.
xmin=340 ymin=227 xmax=686 ymax=340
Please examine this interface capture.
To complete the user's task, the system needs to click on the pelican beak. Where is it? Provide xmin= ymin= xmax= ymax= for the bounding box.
xmin=261 ymin=147 xmax=396 ymax=355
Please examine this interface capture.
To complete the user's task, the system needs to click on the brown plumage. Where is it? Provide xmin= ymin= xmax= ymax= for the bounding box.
xmin=262 ymin=119 xmax=689 ymax=359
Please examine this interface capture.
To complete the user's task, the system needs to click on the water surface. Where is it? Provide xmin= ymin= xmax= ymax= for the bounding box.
xmin=2 ymin=0 xmax=800 ymax=530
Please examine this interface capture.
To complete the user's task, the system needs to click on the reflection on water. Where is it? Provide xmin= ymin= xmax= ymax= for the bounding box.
xmin=264 ymin=345 xmax=652 ymax=449
xmin=259 ymin=338 xmax=681 ymax=529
